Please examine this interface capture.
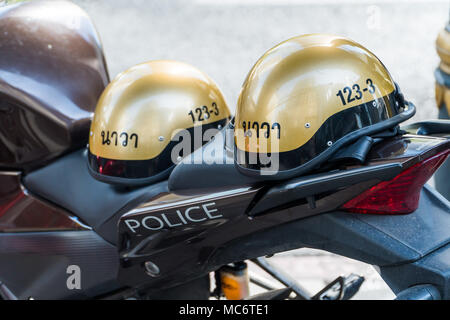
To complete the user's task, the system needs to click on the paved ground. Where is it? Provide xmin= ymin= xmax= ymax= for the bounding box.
xmin=248 ymin=249 xmax=395 ymax=300
xmin=71 ymin=0 xmax=447 ymax=299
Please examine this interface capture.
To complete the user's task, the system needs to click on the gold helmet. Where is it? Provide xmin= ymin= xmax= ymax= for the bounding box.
xmin=435 ymin=23 xmax=450 ymax=114
xmin=436 ymin=24 xmax=450 ymax=75
xmin=88 ymin=60 xmax=231 ymax=185
xmin=234 ymin=34 xmax=416 ymax=179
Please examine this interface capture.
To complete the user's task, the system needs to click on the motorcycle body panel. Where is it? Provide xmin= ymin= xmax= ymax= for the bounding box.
xmin=0 ymin=230 xmax=119 ymax=300
xmin=0 ymin=0 xmax=109 ymax=170
xmin=382 ymin=240 xmax=450 ymax=300
xmin=212 ymin=185 xmax=450 ymax=299
xmin=0 ymin=171 xmax=86 ymax=232
xmin=117 ymin=135 xmax=450 ymax=293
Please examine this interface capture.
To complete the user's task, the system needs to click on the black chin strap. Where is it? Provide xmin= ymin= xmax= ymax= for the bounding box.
xmin=328 ymin=136 xmax=374 ymax=164
xmin=394 ymin=82 xmax=407 ymax=112
xmin=329 ymin=125 xmax=403 ymax=164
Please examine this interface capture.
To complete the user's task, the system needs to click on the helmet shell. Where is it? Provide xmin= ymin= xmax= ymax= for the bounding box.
xmin=88 ymin=60 xmax=231 ymax=185
xmin=235 ymin=34 xmax=413 ymax=178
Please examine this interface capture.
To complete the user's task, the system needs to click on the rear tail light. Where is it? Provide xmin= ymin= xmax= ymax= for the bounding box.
xmin=341 ymin=150 xmax=450 ymax=215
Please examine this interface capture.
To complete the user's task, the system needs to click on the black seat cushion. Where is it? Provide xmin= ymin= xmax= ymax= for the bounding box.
xmin=168 ymin=135 xmax=260 ymax=196
xmin=23 ymin=149 xmax=167 ymax=244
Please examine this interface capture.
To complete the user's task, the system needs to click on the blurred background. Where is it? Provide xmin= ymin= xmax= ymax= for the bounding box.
xmin=73 ymin=0 xmax=448 ymax=124
xmin=72 ymin=0 xmax=447 ymax=300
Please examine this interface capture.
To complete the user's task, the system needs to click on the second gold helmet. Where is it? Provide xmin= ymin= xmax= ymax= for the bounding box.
xmin=234 ymin=34 xmax=416 ymax=179
xmin=88 ymin=60 xmax=231 ymax=185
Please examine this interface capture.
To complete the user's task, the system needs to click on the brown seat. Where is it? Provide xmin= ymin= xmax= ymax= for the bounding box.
xmin=0 ymin=0 xmax=109 ymax=170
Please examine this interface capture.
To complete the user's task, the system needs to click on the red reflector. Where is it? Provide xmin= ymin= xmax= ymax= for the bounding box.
xmin=341 ymin=150 xmax=450 ymax=215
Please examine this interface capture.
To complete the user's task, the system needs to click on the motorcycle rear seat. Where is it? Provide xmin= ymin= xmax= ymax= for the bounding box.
xmin=168 ymin=135 xmax=261 ymax=196
xmin=23 ymin=149 xmax=167 ymax=244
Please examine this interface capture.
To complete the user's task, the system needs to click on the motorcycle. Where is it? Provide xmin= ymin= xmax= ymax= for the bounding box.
xmin=0 ymin=0 xmax=449 ymax=300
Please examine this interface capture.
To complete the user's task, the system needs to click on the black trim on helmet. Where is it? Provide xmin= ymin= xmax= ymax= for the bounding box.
xmin=88 ymin=118 xmax=229 ymax=186
xmin=87 ymin=160 xmax=174 ymax=187
xmin=234 ymin=87 xmax=416 ymax=180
